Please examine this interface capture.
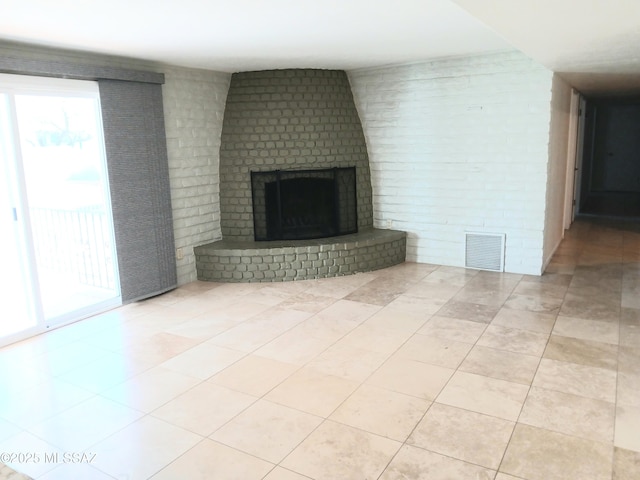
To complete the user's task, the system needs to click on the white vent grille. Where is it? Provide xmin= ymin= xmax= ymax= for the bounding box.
xmin=465 ymin=233 xmax=506 ymax=272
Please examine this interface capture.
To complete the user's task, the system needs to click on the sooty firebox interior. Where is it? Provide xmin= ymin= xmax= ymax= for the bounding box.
xmin=251 ymin=167 xmax=358 ymax=241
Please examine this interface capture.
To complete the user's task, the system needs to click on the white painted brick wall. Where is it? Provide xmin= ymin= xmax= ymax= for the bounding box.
xmin=348 ymin=51 xmax=555 ymax=275
xmin=162 ymin=66 xmax=231 ymax=285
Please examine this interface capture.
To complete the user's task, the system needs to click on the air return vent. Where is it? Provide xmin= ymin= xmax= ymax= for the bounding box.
xmin=465 ymin=232 xmax=506 ymax=272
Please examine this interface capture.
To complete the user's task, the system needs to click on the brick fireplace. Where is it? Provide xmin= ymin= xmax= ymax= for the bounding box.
xmin=194 ymin=69 xmax=406 ymax=282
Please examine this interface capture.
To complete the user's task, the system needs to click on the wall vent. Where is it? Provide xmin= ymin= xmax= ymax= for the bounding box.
xmin=465 ymin=232 xmax=506 ymax=272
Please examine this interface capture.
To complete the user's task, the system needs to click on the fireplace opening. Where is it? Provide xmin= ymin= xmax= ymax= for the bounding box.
xmin=251 ymin=167 xmax=358 ymax=241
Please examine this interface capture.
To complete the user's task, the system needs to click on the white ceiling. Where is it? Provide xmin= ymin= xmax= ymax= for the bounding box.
xmin=2 ymin=0 xmax=639 ymax=94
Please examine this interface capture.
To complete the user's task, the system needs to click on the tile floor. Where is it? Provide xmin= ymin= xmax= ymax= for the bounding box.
xmin=0 ymin=218 xmax=639 ymax=480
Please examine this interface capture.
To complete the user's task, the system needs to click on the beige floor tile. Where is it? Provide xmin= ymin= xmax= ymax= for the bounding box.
xmin=101 ymin=366 xmax=201 ymax=413
xmin=278 ymin=292 xmax=337 ymax=313
xmin=403 ymin=279 xmax=462 ymax=300
xmin=31 ymin=341 xmax=112 ymax=376
xmin=417 ymin=315 xmax=487 ymax=344
xmin=615 ymin=404 xmax=640 ymax=452
xmin=38 ymin=464 xmax=115 ymax=480
xmin=501 ymin=424 xmax=613 ymax=480
xmin=293 ymin=299 xmax=380 ymax=341
xmin=543 ymin=335 xmax=618 ymax=370
xmin=0 ymin=431 xmax=62 ymax=478
xmin=150 ymin=438 xmax=274 ymax=480
xmin=57 ymin=352 xmax=156 ymax=394
xmin=159 ymin=343 xmax=246 ymax=379
xmin=0 ymin=417 xmax=21 ymax=443
xmin=386 ymin=293 xmax=454 ymax=316
xmin=115 ymin=332 xmax=201 ymax=366
xmin=90 ymin=416 xmax=202 ymax=479
xmin=491 ymin=308 xmax=557 ymax=334
xmin=621 ymin=307 xmax=640 ymax=326
xmin=613 ymin=447 xmax=640 ymax=480
xmin=306 ymin=343 xmax=388 ymax=382
xmin=435 ymin=300 xmax=500 ymax=323
xmin=343 ymin=278 xmax=406 ymax=306
xmin=27 ymin=395 xmax=144 ymax=451
xmin=617 ymin=371 xmax=640 ymax=407
xmin=619 ymin=345 xmax=640 ymax=376
xmin=422 ymin=266 xmax=479 ymax=287
xmin=2 ymin=219 xmax=640 ymax=480
xmin=0 ymin=358 xmax=52 ymax=396
xmin=519 ymin=387 xmax=615 ymax=443
xmin=207 ymin=309 xmax=309 ymax=352
xmin=265 ymin=367 xmax=358 ymax=417
xmin=379 ymin=444 xmax=495 ymax=480
xmin=281 ymin=420 xmax=400 ymax=480
xmin=513 ymin=280 xmax=569 ymax=299
xmin=254 ymin=329 xmax=334 ymax=365
xmin=302 ymin=272 xmax=378 ymax=299
xmin=560 ymin=288 xmax=621 ymax=321
xmin=363 ymin=306 xmax=430 ymax=333
xmin=520 ymin=272 xmax=572 ymax=286
xmin=553 ymin=316 xmax=620 ymax=345
xmin=365 ymin=355 xmax=454 ymax=400
xmin=211 ymin=399 xmax=322 ymax=463
xmin=494 ymin=474 xmax=523 ymax=480
xmin=459 ymin=345 xmax=540 ymax=385
xmin=151 ymin=382 xmax=257 ymax=436
xmin=451 ymin=284 xmax=514 ymax=306
xmin=0 ymin=378 xmax=93 ymax=428
xmin=620 ymin=323 xmax=640 ymax=347
xmin=395 ymin=334 xmax=472 ymax=369
xmin=436 ymin=371 xmax=529 ymax=421
xmin=162 ymin=314 xmax=238 ymax=341
xmin=330 ymin=384 xmax=430 ymax=441
xmin=477 ymin=324 xmax=549 ymax=356
xmin=533 ymin=358 xmax=617 ymax=403
xmin=503 ymin=293 xmax=564 ymax=315
xmin=208 ymin=354 xmax=298 ymax=397
xmin=263 ymin=467 xmax=313 ymax=480
xmin=409 ymin=403 xmax=514 ymax=469
xmin=335 ymin=324 xmax=411 ymax=355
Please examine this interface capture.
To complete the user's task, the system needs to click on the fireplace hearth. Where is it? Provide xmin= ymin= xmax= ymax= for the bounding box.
xmin=251 ymin=167 xmax=357 ymax=241
xmin=195 ymin=68 xmax=406 ymax=283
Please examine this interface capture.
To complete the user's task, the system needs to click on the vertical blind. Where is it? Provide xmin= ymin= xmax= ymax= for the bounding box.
xmin=99 ymin=80 xmax=177 ymax=302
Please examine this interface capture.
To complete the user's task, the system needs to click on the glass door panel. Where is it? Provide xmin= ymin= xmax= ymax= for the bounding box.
xmin=0 ymin=94 xmax=37 ymax=338
xmin=14 ymin=93 xmax=120 ymax=324
xmin=0 ymin=75 xmax=121 ymax=344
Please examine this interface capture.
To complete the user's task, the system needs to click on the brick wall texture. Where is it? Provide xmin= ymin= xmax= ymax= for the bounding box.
xmin=349 ymin=51 xmax=557 ymax=275
xmin=162 ymin=66 xmax=231 ymax=284
xmin=218 ymin=69 xmax=374 ymax=241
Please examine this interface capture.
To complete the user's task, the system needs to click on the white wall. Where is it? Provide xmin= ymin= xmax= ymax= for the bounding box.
xmin=543 ymin=74 xmax=572 ymax=269
xmin=348 ymin=51 xmax=555 ymax=275
xmin=162 ymin=67 xmax=230 ymax=284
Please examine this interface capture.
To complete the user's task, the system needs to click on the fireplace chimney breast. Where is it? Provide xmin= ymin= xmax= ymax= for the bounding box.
xmin=219 ymin=69 xmax=374 ymax=242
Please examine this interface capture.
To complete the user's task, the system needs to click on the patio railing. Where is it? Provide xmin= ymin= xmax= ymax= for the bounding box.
xmin=29 ymin=207 xmax=116 ymax=290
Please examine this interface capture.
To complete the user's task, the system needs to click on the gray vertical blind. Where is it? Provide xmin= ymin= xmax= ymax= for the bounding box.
xmin=99 ymin=79 xmax=177 ymax=302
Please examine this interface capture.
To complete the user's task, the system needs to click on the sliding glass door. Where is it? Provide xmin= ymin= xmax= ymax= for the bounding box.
xmin=0 ymin=74 xmax=121 ymax=346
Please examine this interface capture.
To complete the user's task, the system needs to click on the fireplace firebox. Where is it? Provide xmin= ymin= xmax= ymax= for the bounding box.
xmin=251 ymin=167 xmax=358 ymax=241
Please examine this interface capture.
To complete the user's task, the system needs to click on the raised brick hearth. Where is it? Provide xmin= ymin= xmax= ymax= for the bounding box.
xmin=194 ymin=229 xmax=406 ymax=282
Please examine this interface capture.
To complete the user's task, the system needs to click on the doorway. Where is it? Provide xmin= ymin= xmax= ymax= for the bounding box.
xmin=576 ymin=96 xmax=640 ymax=218
xmin=0 ymin=74 xmax=121 ymax=346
